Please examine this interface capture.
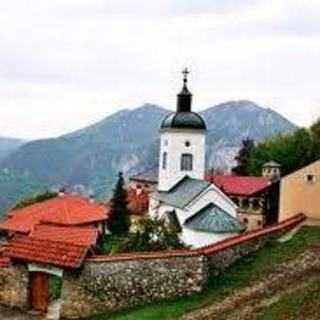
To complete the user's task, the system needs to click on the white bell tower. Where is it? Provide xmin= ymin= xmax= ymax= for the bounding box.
xmin=158 ymin=69 xmax=207 ymax=192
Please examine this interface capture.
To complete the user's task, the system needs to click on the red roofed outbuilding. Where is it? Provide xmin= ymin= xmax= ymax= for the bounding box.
xmin=206 ymin=174 xmax=280 ymax=230
xmin=0 ymin=194 xmax=108 ymax=234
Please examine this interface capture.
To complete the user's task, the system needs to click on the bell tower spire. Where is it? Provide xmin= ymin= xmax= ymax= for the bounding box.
xmin=177 ymin=67 xmax=192 ymax=112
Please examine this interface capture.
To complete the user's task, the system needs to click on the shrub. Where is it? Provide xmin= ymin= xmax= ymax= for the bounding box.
xmin=118 ymin=217 xmax=187 ymax=253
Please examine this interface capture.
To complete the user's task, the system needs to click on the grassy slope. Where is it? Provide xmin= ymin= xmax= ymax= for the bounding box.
xmin=256 ymin=280 xmax=320 ymax=320
xmin=86 ymin=226 xmax=320 ymax=320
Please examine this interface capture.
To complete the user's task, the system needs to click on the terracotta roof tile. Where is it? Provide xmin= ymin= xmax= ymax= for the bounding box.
xmin=0 ymin=195 xmax=107 ymax=233
xmin=206 ymin=175 xmax=271 ymax=196
xmin=4 ymin=236 xmax=88 ymax=268
xmin=30 ymin=225 xmax=98 ymax=246
xmin=127 ymin=188 xmax=149 ymax=215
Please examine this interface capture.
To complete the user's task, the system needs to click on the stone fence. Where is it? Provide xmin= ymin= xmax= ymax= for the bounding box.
xmin=60 ymin=213 xmax=305 ymax=318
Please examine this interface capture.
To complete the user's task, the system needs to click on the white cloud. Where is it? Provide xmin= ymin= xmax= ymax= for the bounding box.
xmin=0 ymin=0 xmax=319 ymax=139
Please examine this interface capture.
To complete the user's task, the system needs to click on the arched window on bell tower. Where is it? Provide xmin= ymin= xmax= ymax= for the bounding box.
xmin=162 ymin=152 xmax=167 ymax=170
xmin=181 ymin=153 xmax=193 ymax=171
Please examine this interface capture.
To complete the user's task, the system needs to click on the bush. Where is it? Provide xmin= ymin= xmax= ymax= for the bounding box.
xmin=118 ymin=217 xmax=187 ymax=253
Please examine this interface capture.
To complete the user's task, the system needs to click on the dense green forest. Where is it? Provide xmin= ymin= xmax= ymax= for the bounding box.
xmin=234 ymin=118 xmax=320 ymax=176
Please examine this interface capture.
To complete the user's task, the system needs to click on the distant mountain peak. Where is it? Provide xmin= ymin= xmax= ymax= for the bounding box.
xmin=0 ymin=100 xmax=297 ymax=214
xmin=135 ymin=103 xmax=168 ymax=113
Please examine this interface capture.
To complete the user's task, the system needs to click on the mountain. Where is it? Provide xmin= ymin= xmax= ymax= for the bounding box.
xmin=0 ymin=137 xmax=25 ymax=162
xmin=0 ymin=101 xmax=296 ymax=214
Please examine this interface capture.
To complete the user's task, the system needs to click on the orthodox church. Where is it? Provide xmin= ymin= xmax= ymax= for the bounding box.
xmin=149 ymin=69 xmax=244 ymax=248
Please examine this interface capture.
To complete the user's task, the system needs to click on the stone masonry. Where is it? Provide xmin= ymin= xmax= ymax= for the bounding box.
xmin=0 ymin=265 xmax=29 ymax=310
xmin=61 ymin=255 xmax=207 ymax=319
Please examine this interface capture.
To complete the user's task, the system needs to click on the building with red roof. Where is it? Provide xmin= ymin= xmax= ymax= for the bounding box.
xmin=0 ymin=194 xmax=108 ymax=234
xmin=206 ymin=169 xmax=280 ymax=230
xmin=207 ymin=175 xmax=271 ymax=197
xmin=4 ymin=236 xmax=89 ymax=269
xmin=30 ymin=225 xmax=98 ymax=247
xmin=0 ymin=193 xmax=108 ymax=272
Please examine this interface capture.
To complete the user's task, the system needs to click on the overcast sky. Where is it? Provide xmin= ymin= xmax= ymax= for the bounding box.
xmin=1 ymin=0 xmax=320 ymax=140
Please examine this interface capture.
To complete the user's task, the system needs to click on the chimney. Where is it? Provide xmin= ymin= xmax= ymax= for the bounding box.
xmin=58 ymin=187 xmax=66 ymax=197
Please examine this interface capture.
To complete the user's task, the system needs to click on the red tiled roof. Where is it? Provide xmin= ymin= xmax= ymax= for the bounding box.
xmin=206 ymin=175 xmax=271 ymax=196
xmin=4 ymin=236 xmax=89 ymax=268
xmin=30 ymin=225 xmax=98 ymax=246
xmin=0 ymin=253 xmax=10 ymax=268
xmin=0 ymin=195 xmax=107 ymax=233
xmin=0 ymin=244 xmax=10 ymax=268
xmin=127 ymin=188 xmax=149 ymax=215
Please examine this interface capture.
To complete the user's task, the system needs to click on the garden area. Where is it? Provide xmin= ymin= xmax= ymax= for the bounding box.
xmin=96 ymin=172 xmax=186 ymax=255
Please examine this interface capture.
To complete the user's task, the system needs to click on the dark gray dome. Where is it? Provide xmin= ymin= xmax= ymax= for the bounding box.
xmin=161 ymin=112 xmax=206 ymax=130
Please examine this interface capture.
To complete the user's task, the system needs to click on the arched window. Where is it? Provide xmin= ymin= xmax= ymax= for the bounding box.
xmin=162 ymin=152 xmax=167 ymax=170
xmin=181 ymin=153 xmax=193 ymax=171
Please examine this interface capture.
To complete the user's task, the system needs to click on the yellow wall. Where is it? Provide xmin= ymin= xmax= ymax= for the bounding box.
xmin=279 ymin=160 xmax=320 ymax=221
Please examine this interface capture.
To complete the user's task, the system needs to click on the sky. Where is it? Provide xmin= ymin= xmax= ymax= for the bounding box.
xmin=0 ymin=0 xmax=319 ymax=140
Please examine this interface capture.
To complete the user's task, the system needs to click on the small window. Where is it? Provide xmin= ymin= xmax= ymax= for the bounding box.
xmin=181 ymin=153 xmax=193 ymax=171
xmin=185 ymin=141 xmax=191 ymax=147
xmin=243 ymin=218 xmax=249 ymax=224
xmin=164 ymin=140 xmax=168 ymax=146
xmin=242 ymin=198 xmax=249 ymax=209
xmin=306 ymin=174 xmax=316 ymax=183
xmin=252 ymin=198 xmax=260 ymax=210
xmin=162 ymin=152 xmax=167 ymax=170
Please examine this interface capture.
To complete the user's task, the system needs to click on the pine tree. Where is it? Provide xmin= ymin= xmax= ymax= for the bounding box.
xmin=107 ymin=172 xmax=131 ymax=235
xmin=232 ymin=139 xmax=254 ymax=176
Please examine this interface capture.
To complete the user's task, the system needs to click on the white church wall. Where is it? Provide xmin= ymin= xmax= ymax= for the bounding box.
xmin=149 ymin=191 xmax=240 ymax=248
xmin=158 ymin=129 xmax=206 ymax=191
xmin=181 ymin=228 xmax=234 ymax=248
xmin=182 ymin=187 xmax=238 ymax=223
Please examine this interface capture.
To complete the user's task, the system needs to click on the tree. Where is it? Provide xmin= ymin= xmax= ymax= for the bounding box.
xmin=248 ymin=128 xmax=316 ymax=176
xmin=232 ymin=138 xmax=255 ymax=176
xmin=310 ymin=118 xmax=320 ymax=159
xmin=106 ymin=172 xmax=131 ymax=235
xmin=119 ymin=217 xmax=187 ymax=253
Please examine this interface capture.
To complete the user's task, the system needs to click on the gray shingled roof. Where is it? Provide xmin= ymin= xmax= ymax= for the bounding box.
xmin=129 ymin=168 xmax=158 ymax=184
xmin=154 ymin=176 xmax=210 ymax=209
xmin=184 ymin=203 xmax=245 ymax=234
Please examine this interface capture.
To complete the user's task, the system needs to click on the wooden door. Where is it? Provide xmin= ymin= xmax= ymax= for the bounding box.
xmin=29 ymin=272 xmax=49 ymax=313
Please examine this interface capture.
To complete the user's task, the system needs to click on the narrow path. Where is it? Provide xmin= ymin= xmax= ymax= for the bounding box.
xmin=181 ymin=249 xmax=320 ymax=320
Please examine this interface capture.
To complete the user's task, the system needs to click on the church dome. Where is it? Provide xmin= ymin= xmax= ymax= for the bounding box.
xmin=161 ymin=112 xmax=206 ymax=130
xmin=160 ymin=68 xmax=206 ymax=131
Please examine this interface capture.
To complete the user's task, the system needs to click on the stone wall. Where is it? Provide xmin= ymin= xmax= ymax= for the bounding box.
xmin=205 ymin=236 xmax=267 ymax=275
xmin=0 ymin=265 xmax=29 ymax=310
xmin=60 ymin=213 xmax=305 ymax=319
xmin=61 ymin=254 xmax=207 ymax=319
xmin=0 ymin=214 xmax=304 ymax=318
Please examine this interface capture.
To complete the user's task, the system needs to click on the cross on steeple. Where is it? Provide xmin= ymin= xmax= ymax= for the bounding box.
xmin=182 ymin=67 xmax=190 ymax=84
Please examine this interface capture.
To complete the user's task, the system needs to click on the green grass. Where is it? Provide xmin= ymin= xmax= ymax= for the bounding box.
xmin=256 ymin=280 xmax=320 ymax=320
xmin=85 ymin=226 xmax=320 ymax=320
